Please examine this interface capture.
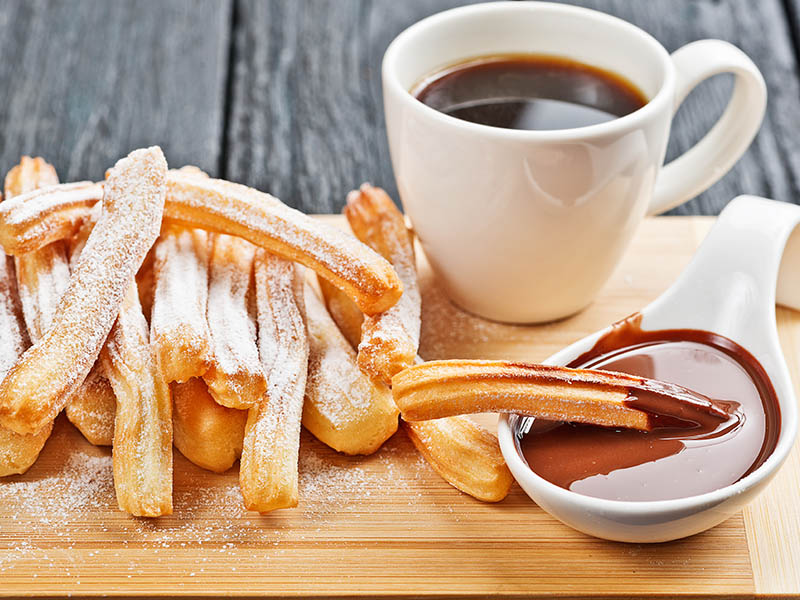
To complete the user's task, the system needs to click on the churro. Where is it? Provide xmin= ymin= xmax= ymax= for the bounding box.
xmin=0 ymin=146 xmax=167 ymax=435
xmin=4 ymin=157 xmax=65 ymax=343
xmin=0 ymin=253 xmax=50 ymax=476
xmin=64 ymin=219 xmax=116 ymax=446
xmin=0 ymin=181 xmax=103 ymax=254
xmin=102 ymin=282 xmax=172 ymax=517
xmin=303 ymin=284 xmax=398 ymax=455
xmin=239 ymin=252 xmax=308 ymax=512
xmin=392 ymin=360 xmax=729 ymax=431
xmin=172 ymin=377 xmax=246 ymax=473
xmin=0 ymin=176 xmax=404 ymax=315
xmin=404 ymin=418 xmax=513 ymax=502
xmin=151 ymin=225 xmax=212 ymax=383
xmin=344 ymin=184 xmax=420 ymax=384
xmin=0 ymin=158 xmax=61 ymax=473
xmin=318 ymin=277 xmax=364 ymax=349
xmin=203 ymin=234 xmax=265 ymax=409
xmin=64 ymin=367 xmax=116 ymax=446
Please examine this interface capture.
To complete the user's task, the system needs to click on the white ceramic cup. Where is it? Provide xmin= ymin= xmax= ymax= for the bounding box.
xmin=382 ymin=1 xmax=767 ymax=323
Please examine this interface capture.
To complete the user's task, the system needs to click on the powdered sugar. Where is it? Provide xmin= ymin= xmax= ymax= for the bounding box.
xmin=151 ymin=225 xmax=212 ymax=383
xmin=204 ymin=234 xmax=265 ymax=408
xmin=0 ymin=147 xmax=167 ymax=433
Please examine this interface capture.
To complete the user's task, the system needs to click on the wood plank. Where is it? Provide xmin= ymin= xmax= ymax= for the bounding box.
xmin=559 ymin=0 xmax=800 ymax=216
xmin=224 ymin=0 xmax=484 ymax=212
xmin=0 ymin=0 xmax=231 ymax=182
xmin=744 ymin=306 xmax=800 ymax=595
xmin=225 ymin=0 xmax=800 ymax=216
xmin=0 ymin=215 xmax=777 ymax=598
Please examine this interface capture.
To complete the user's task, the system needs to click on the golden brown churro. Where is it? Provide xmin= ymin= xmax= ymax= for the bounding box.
xmin=239 ymin=252 xmax=308 ymax=512
xmin=0 ymin=176 xmax=404 ymax=316
xmin=172 ymin=377 xmax=246 ymax=473
xmin=404 ymin=418 xmax=513 ymax=502
xmin=0 ymin=157 xmax=60 ymax=474
xmin=392 ymin=360 xmax=728 ymax=431
xmin=4 ymin=157 xmax=64 ymax=343
xmin=203 ymin=234 xmax=266 ymax=409
xmin=0 ymin=181 xmax=103 ymax=254
xmin=303 ymin=284 xmax=398 ymax=455
xmin=0 ymin=146 xmax=167 ymax=435
xmin=150 ymin=225 xmax=212 ymax=383
xmin=344 ymin=184 xmax=420 ymax=384
xmin=102 ymin=283 xmax=172 ymax=517
xmin=64 ymin=220 xmax=116 ymax=446
xmin=0 ymin=253 xmax=50 ymax=476
xmin=318 ymin=277 xmax=364 ymax=349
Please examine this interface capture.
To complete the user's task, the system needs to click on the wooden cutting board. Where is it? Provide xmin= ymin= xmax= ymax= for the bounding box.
xmin=0 ymin=215 xmax=798 ymax=599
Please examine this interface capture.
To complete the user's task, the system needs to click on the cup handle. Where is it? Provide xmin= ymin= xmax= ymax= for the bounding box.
xmin=649 ymin=40 xmax=767 ymax=215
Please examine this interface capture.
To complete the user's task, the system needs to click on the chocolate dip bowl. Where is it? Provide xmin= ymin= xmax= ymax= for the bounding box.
xmin=497 ymin=196 xmax=800 ymax=542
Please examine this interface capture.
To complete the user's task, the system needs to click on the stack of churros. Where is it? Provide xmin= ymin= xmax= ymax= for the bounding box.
xmin=0 ymin=148 xmax=708 ymax=517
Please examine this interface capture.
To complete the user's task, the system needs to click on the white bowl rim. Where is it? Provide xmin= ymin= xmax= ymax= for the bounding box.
xmin=497 ymin=322 xmax=798 ymax=516
xmin=381 ymin=1 xmax=675 ymax=141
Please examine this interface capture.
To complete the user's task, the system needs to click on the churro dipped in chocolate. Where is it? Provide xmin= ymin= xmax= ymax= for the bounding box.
xmin=344 ymin=184 xmax=420 ymax=385
xmin=239 ymin=253 xmax=308 ymax=512
xmin=203 ymin=234 xmax=266 ymax=409
xmin=172 ymin=378 xmax=246 ymax=474
xmin=393 ymin=360 xmax=730 ymax=431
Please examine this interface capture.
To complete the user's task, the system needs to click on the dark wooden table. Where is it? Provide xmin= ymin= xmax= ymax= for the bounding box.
xmin=1 ymin=0 xmax=798 ymax=215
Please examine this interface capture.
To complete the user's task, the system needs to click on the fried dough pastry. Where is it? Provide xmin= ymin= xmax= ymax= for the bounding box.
xmin=344 ymin=184 xmax=420 ymax=384
xmin=151 ymin=225 xmax=212 ymax=383
xmin=0 ymin=157 xmax=60 ymax=473
xmin=0 ymin=254 xmax=51 ymax=476
xmin=102 ymin=283 xmax=172 ymax=517
xmin=0 ymin=181 xmax=103 ymax=254
xmin=0 ymin=175 xmax=404 ymax=315
xmin=392 ymin=360 xmax=728 ymax=431
xmin=0 ymin=147 xmax=167 ymax=435
xmin=4 ymin=157 xmax=66 ymax=343
xmin=303 ymin=285 xmax=398 ymax=455
xmin=64 ymin=220 xmax=116 ymax=446
xmin=64 ymin=366 xmax=116 ymax=446
xmin=172 ymin=377 xmax=246 ymax=473
xmin=318 ymin=277 xmax=363 ymax=349
xmin=239 ymin=253 xmax=308 ymax=512
xmin=404 ymin=418 xmax=513 ymax=502
xmin=203 ymin=234 xmax=266 ymax=409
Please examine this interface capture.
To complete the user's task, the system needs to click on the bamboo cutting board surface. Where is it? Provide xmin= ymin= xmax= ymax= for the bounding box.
xmin=0 ymin=215 xmax=798 ymax=599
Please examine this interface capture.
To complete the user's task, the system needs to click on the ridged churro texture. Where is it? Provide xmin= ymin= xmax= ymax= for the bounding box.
xmin=102 ymin=283 xmax=172 ymax=517
xmin=0 ymin=175 xmax=404 ymax=316
xmin=239 ymin=254 xmax=308 ymax=513
xmin=0 ymin=147 xmax=167 ymax=435
xmin=151 ymin=225 xmax=212 ymax=383
xmin=344 ymin=184 xmax=420 ymax=385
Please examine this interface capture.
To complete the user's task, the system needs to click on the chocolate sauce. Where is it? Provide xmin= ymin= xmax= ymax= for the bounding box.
xmin=517 ymin=316 xmax=780 ymax=501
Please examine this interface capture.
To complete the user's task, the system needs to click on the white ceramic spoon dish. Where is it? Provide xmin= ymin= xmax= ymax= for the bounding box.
xmin=497 ymin=195 xmax=800 ymax=542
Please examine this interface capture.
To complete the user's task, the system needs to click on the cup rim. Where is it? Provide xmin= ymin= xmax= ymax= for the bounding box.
xmin=382 ymin=1 xmax=675 ymax=140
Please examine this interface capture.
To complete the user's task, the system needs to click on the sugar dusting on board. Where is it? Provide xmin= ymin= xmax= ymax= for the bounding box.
xmin=0 ymin=423 xmax=429 ymax=573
